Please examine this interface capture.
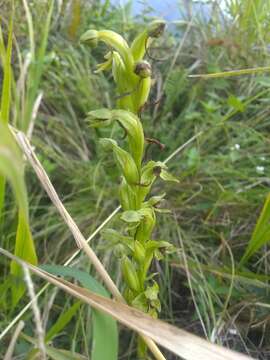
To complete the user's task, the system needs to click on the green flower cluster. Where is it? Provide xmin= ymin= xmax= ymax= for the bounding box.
xmin=81 ymin=21 xmax=178 ymax=321
xmin=81 ymin=20 xmax=165 ymax=114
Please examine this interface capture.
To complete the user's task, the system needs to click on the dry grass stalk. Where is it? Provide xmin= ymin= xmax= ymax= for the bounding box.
xmin=22 ymin=264 xmax=46 ymax=359
xmin=3 ymin=321 xmax=25 ymax=360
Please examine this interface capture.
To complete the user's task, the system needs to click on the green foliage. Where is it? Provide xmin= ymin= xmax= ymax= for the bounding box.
xmin=22 ymin=333 xmax=86 ymax=360
xmin=42 ymin=265 xmax=118 ymax=360
xmin=0 ymin=18 xmax=12 ymax=124
xmin=0 ymin=12 xmax=40 ymax=307
xmin=45 ymin=301 xmax=81 ymax=342
xmin=0 ymin=126 xmax=27 ymax=211
xmin=20 ymin=0 xmax=54 ymax=132
xmin=164 ymin=69 xmax=187 ymax=112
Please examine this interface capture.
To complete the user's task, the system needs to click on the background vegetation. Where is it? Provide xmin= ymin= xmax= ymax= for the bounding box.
xmin=1 ymin=0 xmax=270 ymax=359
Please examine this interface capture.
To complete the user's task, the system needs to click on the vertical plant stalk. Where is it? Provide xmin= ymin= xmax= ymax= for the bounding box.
xmin=81 ymin=20 xmax=178 ymax=358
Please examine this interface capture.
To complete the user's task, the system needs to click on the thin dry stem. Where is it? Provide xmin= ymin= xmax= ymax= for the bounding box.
xmin=27 ymin=92 xmax=43 ymax=139
xmin=3 ymin=321 xmax=24 ymax=360
xmin=22 ymin=264 xmax=46 ymax=359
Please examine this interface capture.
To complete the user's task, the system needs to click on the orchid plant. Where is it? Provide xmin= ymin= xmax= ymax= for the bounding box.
xmin=81 ymin=20 xmax=178 ymax=358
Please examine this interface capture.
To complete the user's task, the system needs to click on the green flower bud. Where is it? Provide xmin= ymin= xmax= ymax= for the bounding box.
xmin=121 ymin=256 xmax=140 ymax=292
xmin=134 ymin=61 xmax=152 ymax=78
xmin=131 ymin=19 xmax=166 ymax=62
xmin=148 ymin=308 xmax=158 ymax=318
xmin=119 ymin=179 xmax=131 ymax=210
xmin=123 ymin=287 xmax=135 ymax=304
xmin=111 ymin=110 xmax=144 ymax=169
xmin=100 ymin=138 xmax=139 ymax=185
xmin=119 ymin=179 xmax=138 ymax=210
xmin=80 ymin=29 xmax=99 ymax=48
xmin=133 ymin=240 xmax=146 ymax=264
xmin=136 ymin=207 xmax=156 ymax=243
xmin=135 ymin=76 xmax=151 ymax=113
xmin=147 ymin=20 xmax=166 ymax=38
xmin=98 ymin=30 xmax=134 ymax=73
xmin=86 ymin=109 xmax=113 ymax=130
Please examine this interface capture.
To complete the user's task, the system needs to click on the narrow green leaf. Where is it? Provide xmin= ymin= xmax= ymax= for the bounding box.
xmin=23 ymin=333 xmax=87 ymax=360
xmin=100 ymin=138 xmax=139 ymax=185
xmin=0 ymin=175 xmax=6 ymax=224
xmin=45 ymin=347 xmax=87 ymax=360
xmin=45 ymin=301 xmax=81 ymax=342
xmin=11 ymin=211 xmax=38 ymax=306
xmin=23 ymin=0 xmax=54 ymax=131
xmin=0 ymin=124 xmax=28 ymax=214
xmin=0 ymin=18 xmax=13 ymax=223
xmin=41 ymin=265 xmax=118 ymax=360
xmin=0 ymin=16 xmax=13 ymax=124
xmin=240 ymin=193 xmax=270 ymax=265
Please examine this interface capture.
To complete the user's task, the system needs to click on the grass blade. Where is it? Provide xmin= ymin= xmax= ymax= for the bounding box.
xmin=189 ymin=66 xmax=270 ymax=79
xmin=22 ymin=333 xmax=87 ymax=359
xmin=0 ymin=124 xmax=28 ymax=213
xmin=240 ymin=193 xmax=270 ymax=265
xmin=11 ymin=211 xmax=38 ymax=306
xmin=23 ymin=0 xmax=54 ymax=131
xmin=45 ymin=301 xmax=81 ymax=342
xmin=0 ymin=17 xmax=13 ymax=223
xmin=0 ymin=17 xmax=13 ymax=124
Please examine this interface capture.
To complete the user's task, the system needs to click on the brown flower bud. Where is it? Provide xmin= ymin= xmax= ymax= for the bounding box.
xmin=134 ymin=60 xmax=152 ymax=78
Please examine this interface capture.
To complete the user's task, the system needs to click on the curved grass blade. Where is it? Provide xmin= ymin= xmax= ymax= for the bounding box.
xmin=11 ymin=211 xmax=38 ymax=306
xmin=22 ymin=332 xmax=87 ymax=359
xmin=45 ymin=301 xmax=81 ymax=342
xmin=240 ymin=193 xmax=270 ymax=266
